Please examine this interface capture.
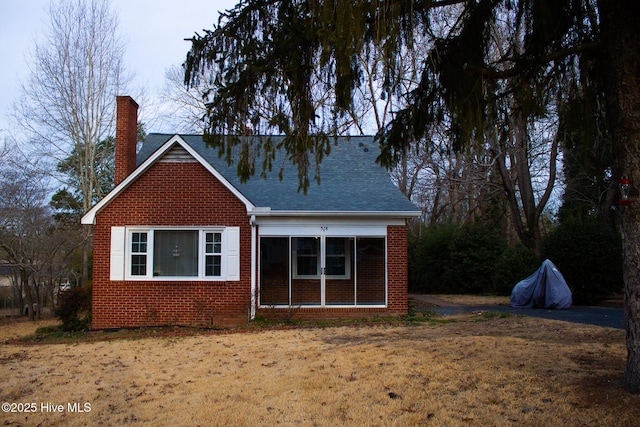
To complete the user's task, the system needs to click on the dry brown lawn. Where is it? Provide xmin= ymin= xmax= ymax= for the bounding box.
xmin=1 ymin=312 xmax=638 ymax=426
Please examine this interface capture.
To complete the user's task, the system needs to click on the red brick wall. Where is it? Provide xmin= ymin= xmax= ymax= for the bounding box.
xmin=386 ymin=225 xmax=409 ymax=314
xmin=92 ymin=161 xmax=252 ymax=329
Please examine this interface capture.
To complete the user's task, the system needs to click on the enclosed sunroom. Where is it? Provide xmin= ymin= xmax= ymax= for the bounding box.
xmin=258 ymin=225 xmax=388 ymax=308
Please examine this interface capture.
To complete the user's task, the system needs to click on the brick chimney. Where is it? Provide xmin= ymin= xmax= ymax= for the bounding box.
xmin=114 ymin=96 xmax=139 ymax=186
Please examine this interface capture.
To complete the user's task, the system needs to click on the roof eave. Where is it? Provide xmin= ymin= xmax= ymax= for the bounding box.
xmin=249 ymin=209 xmax=422 ymax=218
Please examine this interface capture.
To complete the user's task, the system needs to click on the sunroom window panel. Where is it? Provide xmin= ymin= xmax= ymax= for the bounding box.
xmin=326 ymin=238 xmax=355 ymax=305
xmin=356 ymin=237 xmax=386 ymax=305
xmin=153 ymin=230 xmax=198 ymax=277
xmin=294 ymin=237 xmax=319 ymax=277
xmin=291 ymin=237 xmax=321 ymax=304
xmin=258 ymin=234 xmax=387 ymax=307
xmin=326 ymin=237 xmax=348 ymax=277
xmin=260 ymin=237 xmax=289 ymax=305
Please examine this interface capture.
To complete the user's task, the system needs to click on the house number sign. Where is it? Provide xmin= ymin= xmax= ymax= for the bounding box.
xmin=320 ymin=226 xmax=329 ymax=232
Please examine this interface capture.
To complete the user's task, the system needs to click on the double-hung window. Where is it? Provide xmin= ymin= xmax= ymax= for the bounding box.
xmin=205 ymin=232 xmax=222 ymax=277
xmin=130 ymin=232 xmax=148 ymax=276
xmin=109 ymin=227 xmax=239 ymax=281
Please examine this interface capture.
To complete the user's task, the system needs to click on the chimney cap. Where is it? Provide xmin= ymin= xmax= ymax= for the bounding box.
xmin=117 ymin=95 xmax=139 ymax=108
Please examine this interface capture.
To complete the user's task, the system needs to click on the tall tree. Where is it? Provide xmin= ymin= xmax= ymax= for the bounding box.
xmin=159 ymin=65 xmax=210 ymax=134
xmin=55 ymin=136 xmax=117 ymax=208
xmin=0 ymin=157 xmax=53 ymax=320
xmin=597 ymin=0 xmax=640 ymax=392
xmin=557 ymin=69 xmax=612 ymax=223
xmin=11 ymin=0 xmax=130 ymax=285
xmin=186 ymin=0 xmax=640 ymax=391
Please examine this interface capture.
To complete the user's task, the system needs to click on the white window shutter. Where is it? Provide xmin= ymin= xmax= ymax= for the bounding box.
xmin=226 ymin=227 xmax=240 ymax=281
xmin=110 ymin=227 xmax=126 ymax=281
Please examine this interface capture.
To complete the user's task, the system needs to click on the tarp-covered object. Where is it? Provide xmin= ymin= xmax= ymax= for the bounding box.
xmin=510 ymin=260 xmax=572 ymax=309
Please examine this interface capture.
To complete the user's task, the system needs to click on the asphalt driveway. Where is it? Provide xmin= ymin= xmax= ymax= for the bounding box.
xmin=410 ymin=295 xmax=624 ymax=329
xmin=427 ymin=305 xmax=624 ymax=329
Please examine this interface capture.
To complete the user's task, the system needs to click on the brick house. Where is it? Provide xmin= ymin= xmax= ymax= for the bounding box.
xmin=82 ymin=96 xmax=420 ymax=329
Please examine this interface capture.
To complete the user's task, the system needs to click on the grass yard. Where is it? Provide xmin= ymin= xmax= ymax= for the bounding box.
xmin=1 ymin=311 xmax=638 ymax=426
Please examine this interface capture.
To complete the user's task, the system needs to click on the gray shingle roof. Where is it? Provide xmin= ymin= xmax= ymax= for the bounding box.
xmin=138 ymin=134 xmax=419 ymax=214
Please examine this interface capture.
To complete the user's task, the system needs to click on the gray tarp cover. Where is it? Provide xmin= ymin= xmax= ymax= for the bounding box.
xmin=510 ymin=260 xmax=572 ymax=309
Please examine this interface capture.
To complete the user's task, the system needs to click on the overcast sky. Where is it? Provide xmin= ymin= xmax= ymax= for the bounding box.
xmin=0 ymin=0 xmax=237 ymax=137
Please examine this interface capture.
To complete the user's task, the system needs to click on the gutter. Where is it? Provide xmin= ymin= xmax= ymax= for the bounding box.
xmin=248 ymin=208 xmax=422 ymax=218
xmin=249 ymin=214 xmax=257 ymax=320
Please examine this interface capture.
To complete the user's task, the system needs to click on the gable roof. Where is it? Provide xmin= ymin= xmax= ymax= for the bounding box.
xmin=82 ymin=134 xmax=420 ymax=224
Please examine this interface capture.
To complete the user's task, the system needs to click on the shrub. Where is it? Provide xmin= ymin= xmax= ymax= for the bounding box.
xmin=409 ymin=222 xmax=532 ymax=295
xmin=493 ymin=244 xmax=540 ymax=295
xmin=408 ymin=222 xmax=456 ymax=294
xmin=409 ymin=216 xmax=622 ymax=302
xmin=542 ymin=217 xmax=623 ymax=305
xmin=445 ymin=223 xmax=506 ymax=294
xmin=55 ymin=282 xmax=92 ymax=331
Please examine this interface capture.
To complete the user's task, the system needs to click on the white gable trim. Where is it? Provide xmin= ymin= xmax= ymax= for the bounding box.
xmin=81 ymin=135 xmax=255 ymax=225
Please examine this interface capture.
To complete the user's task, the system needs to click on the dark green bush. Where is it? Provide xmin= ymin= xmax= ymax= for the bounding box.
xmin=542 ymin=218 xmax=622 ymax=305
xmin=408 ymin=222 xmax=457 ymax=294
xmin=493 ymin=244 xmax=540 ymax=295
xmin=446 ymin=224 xmax=506 ymax=294
xmin=409 ymin=215 xmax=622 ymax=302
xmin=408 ymin=222 xmax=534 ymax=295
xmin=55 ymin=283 xmax=92 ymax=331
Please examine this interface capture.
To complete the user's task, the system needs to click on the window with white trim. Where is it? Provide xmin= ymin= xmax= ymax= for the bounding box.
xmin=110 ymin=227 xmax=239 ymax=281
xmin=293 ymin=237 xmax=319 ymax=277
xmin=130 ymin=232 xmax=148 ymax=276
xmin=205 ymin=232 xmax=222 ymax=276
xmin=291 ymin=237 xmax=351 ymax=279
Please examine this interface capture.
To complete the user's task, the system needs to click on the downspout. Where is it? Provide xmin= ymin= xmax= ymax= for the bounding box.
xmin=250 ymin=215 xmax=257 ymax=320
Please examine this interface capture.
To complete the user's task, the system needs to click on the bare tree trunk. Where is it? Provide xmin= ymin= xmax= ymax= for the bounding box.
xmin=33 ymin=276 xmax=41 ymax=320
xmin=494 ymin=143 xmax=527 ymax=247
xmin=12 ymin=271 xmax=21 ymax=317
xmin=21 ymin=269 xmax=34 ymax=321
xmin=82 ymin=225 xmax=91 ymax=286
xmin=489 ymin=104 xmax=559 ymax=257
xmin=47 ymin=275 xmax=55 ymax=313
xmin=599 ymin=0 xmax=640 ymax=393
